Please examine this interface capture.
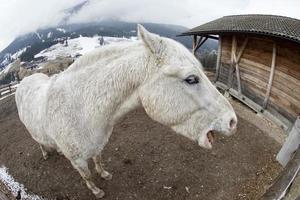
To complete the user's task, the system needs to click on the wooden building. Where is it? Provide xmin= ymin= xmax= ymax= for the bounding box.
xmin=180 ymin=15 xmax=300 ymax=130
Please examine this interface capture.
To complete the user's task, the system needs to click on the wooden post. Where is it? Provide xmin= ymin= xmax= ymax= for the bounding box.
xmin=192 ymin=35 xmax=208 ymax=56
xmin=233 ymin=52 xmax=242 ymax=95
xmin=227 ymin=35 xmax=237 ymax=88
xmin=235 ymin=37 xmax=248 ymax=95
xmin=192 ymin=35 xmax=197 ymax=55
xmin=195 ymin=37 xmax=207 ymax=52
xmin=262 ymin=43 xmax=277 ymax=109
xmin=214 ymin=36 xmax=222 ymax=82
xmin=277 ymin=117 xmax=300 ymax=166
xmin=227 ymin=36 xmax=248 ymax=95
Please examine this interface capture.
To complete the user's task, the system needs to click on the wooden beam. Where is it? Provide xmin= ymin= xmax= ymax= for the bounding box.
xmin=234 ymin=55 xmax=242 ymax=95
xmin=192 ymin=35 xmax=208 ymax=55
xmin=226 ymin=36 xmax=248 ymax=94
xmin=262 ymin=43 xmax=277 ymax=109
xmin=234 ymin=37 xmax=248 ymax=95
xmin=192 ymin=35 xmax=197 ymax=55
xmin=214 ymin=36 xmax=222 ymax=82
xmin=227 ymin=35 xmax=237 ymax=88
xmin=236 ymin=37 xmax=249 ymax=63
xmin=206 ymin=35 xmax=219 ymax=40
xmin=195 ymin=37 xmax=208 ymax=52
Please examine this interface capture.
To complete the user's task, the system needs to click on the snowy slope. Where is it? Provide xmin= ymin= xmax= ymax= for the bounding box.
xmin=35 ymin=36 xmax=137 ymax=60
xmin=0 ymin=61 xmax=17 ymax=76
xmin=11 ymin=47 xmax=28 ymax=60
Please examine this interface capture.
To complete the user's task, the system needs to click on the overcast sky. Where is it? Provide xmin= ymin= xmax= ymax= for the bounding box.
xmin=1 ymin=0 xmax=300 ymax=51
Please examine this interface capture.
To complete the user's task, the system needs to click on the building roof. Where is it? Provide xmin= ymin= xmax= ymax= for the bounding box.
xmin=180 ymin=15 xmax=300 ymax=43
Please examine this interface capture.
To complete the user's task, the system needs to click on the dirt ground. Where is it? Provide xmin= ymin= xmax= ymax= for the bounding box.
xmin=0 ymin=95 xmax=283 ymax=200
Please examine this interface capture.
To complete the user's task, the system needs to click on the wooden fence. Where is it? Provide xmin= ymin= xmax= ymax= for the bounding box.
xmin=0 ymin=82 xmax=18 ymax=98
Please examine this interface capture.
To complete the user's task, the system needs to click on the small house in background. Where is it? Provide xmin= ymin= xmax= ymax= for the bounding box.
xmin=180 ymin=15 xmax=300 ymax=131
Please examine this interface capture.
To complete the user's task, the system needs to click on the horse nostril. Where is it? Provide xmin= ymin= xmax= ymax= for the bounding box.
xmin=229 ymin=118 xmax=237 ymax=130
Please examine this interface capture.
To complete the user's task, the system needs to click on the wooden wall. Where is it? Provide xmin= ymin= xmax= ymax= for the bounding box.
xmin=217 ymin=34 xmax=300 ymax=126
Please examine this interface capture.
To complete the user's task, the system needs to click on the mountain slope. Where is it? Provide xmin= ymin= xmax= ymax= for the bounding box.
xmin=0 ymin=21 xmax=217 ymax=69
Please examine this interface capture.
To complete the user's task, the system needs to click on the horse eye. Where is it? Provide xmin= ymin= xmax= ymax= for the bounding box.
xmin=184 ymin=75 xmax=199 ymax=85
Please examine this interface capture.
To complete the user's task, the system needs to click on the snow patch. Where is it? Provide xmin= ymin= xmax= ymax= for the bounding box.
xmin=35 ymin=32 xmax=42 ymax=40
xmin=0 ymin=55 xmax=11 ymax=68
xmin=56 ymin=28 xmax=66 ymax=33
xmin=0 ymin=62 xmax=14 ymax=75
xmin=0 ymin=166 xmax=43 ymax=200
xmin=35 ymin=36 xmax=135 ymax=60
xmin=47 ymin=32 xmax=52 ymax=38
xmin=11 ymin=47 xmax=27 ymax=60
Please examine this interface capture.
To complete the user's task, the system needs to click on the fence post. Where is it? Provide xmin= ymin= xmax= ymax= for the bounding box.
xmin=277 ymin=117 xmax=300 ymax=166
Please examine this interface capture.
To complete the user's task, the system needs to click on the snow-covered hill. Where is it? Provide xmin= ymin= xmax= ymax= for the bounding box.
xmin=0 ymin=20 xmax=196 ymax=70
xmin=0 ymin=35 xmax=137 ymax=77
xmin=35 ymin=36 xmax=137 ymax=60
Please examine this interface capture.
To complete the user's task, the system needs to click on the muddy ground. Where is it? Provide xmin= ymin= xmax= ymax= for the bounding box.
xmin=0 ymin=95 xmax=282 ymax=200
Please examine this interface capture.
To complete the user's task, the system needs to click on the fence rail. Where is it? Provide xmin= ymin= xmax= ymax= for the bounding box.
xmin=0 ymin=82 xmax=18 ymax=98
xmin=260 ymin=148 xmax=300 ymax=199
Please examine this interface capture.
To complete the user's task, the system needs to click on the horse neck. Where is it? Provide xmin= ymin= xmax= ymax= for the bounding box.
xmin=86 ymin=43 xmax=154 ymax=123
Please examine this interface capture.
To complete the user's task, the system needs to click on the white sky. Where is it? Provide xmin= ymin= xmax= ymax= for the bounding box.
xmin=0 ymin=0 xmax=300 ymax=51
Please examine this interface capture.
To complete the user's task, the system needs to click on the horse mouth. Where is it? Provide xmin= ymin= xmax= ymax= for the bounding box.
xmin=195 ymin=128 xmax=219 ymax=149
xmin=207 ymin=131 xmax=215 ymax=145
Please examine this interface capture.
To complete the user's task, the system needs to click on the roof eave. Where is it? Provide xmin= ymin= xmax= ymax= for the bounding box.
xmin=177 ymin=30 xmax=300 ymax=44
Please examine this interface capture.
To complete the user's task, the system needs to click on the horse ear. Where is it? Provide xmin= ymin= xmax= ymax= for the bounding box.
xmin=137 ymin=24 xmax=162 ymax=54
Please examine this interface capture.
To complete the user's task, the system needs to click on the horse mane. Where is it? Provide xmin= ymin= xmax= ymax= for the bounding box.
xmin=66 ymin=41 xmax=143 ymax=72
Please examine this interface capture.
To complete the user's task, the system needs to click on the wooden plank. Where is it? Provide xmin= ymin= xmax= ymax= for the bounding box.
xmin=239 ymin=74 xmax=300 ymax=118
xmin=218 ymin=35 xmax=300 ymax=127
xmin=214 ymin=36 xmax=222 ymax=82
xmin=239 ymin=66 xmax=270 ymax=84
xmin=0 ymin=83 xmax=13 ymax=90
xmin=260 ymin=148 xmax=300 ymax=200
xmin=216 ymin=81 xmax=291 ymax=130
xmin=263 ymin=103 xmax=295 ymax=128
xmin=263 ymin=43 xmax=277 ymax=109
xmin=226 ymin=47 xmax=300 ymax=101
xmin=0 ymin=82 xmax=18 ymax=98
xmin=221 ymin=36 xmax=273 ymax=67
xmin=268 ymin=93 xmax=300 ymax=118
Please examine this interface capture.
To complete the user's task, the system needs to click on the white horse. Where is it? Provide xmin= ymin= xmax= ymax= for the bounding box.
xmin=15 ymin=25 xmax=237 ymax=198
